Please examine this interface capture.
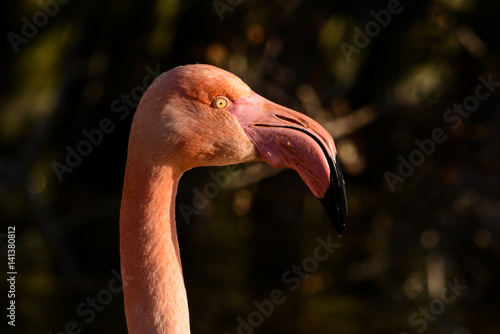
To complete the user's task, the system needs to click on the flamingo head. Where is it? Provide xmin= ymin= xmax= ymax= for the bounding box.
xmin=132 ymin=64 xmax=347 ymax=236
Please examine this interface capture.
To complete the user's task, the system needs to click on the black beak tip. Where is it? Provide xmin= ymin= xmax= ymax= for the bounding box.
xmin=319 ymin=155 xmax=348 ymax=237
xmin=319 ymin=192 xmax=348 ymax=237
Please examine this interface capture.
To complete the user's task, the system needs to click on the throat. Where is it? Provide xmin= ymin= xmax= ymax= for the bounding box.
xmin=119 ymin=162 xmax=190 ymax=334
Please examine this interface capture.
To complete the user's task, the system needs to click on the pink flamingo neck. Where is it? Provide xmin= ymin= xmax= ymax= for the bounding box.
xmin=120 ymin=155 xmax=190 ymax=334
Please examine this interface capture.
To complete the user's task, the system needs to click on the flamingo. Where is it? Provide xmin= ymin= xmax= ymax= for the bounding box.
xmin=119 ymin=64 xmax=347 ymax=333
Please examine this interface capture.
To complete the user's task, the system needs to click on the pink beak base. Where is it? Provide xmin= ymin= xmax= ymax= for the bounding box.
xmin=230 ymin=93 xmax=348 ymax=236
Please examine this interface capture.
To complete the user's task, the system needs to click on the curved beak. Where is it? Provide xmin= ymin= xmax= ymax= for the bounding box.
xmin=230 ymin=93 xmax=348 ymax=236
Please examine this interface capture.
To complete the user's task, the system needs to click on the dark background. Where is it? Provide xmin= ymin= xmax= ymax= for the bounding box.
xmin=1 ymin=0 xmax=499 ymax=333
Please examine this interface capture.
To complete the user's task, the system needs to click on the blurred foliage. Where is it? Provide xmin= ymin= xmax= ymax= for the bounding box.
xmin=1 ymin=0 xmax=499 ymax=333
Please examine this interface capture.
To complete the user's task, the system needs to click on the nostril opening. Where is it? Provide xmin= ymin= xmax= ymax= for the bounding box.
xmin=274 ymin=114 xmax=308 ymax=127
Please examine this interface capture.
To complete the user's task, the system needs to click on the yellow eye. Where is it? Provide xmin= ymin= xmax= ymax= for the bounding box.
xmin=212 ymin=96 xmax=229 ymax=109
